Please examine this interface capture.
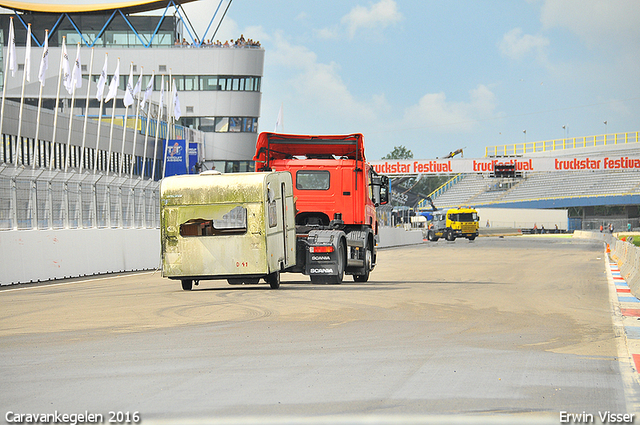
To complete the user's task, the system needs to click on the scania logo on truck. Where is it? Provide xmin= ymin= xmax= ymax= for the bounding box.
xmin=311 ymin=255 xmax=331 ymax=261
xmin=310 ymin=268 xmax=333 ymax=274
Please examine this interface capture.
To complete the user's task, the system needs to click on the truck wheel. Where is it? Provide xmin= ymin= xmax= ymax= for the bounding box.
xmin=427 ymin=230 xmax=436 ymax=241
xmin=181 ymin=279 xmax=193 ymax=291
xmin=266 ymin=271 xmax=280 ymax=289
xmin=446 ymin=231 xmax=455 ymax=241
xmin=353 ymin=244 xmax=372 ymax=282
xmin=330 ymin=241 xmax=345 ymax=284
xmin=468 ymin=235 xmax=476 ymax=241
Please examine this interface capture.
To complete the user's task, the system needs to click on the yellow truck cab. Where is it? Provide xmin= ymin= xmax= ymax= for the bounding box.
xmin=160 ymin=171 xmax=296 ymax=290
xmin=427 ymin=206 xmax=479 ymax=241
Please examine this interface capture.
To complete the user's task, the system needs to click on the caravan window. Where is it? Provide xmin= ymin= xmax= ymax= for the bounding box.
xmin=180 ymin=206 xmax=247 ymax=236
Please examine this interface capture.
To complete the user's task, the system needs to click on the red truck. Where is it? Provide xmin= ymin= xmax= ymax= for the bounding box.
xmin=254 ymin=132 xmax=389 ymax=283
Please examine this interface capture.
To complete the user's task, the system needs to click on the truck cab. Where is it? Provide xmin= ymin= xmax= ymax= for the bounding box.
xmin=427 ymin=207 xmax=479 ymax=241
xmin=254 ymin=132 xmax=389 ymax=283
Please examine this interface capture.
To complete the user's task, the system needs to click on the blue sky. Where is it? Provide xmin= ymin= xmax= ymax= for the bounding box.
xmin=181 ymin=0 xmax=640 ymax=160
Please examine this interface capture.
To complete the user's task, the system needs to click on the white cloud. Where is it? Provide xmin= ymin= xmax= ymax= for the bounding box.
xmin=270 ymin=34 xmax=381 ymax=124
xmin=540 ymin=0 xmax=640 ymax=49
xmin=340 ymin=0 xmax=403 ymax=39
xmin=499 ymin=28 xmax=549 ymax=61
xmin=403 ymin=85 xmax=497 ymax=133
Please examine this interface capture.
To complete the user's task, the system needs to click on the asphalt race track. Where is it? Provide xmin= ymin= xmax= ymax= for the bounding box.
xmin=1 ymin=236 xmax=638 ymax=424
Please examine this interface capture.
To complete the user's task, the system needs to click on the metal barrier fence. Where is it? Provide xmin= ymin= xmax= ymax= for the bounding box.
xmin=0 ymin=164 xmax=160 ymax=231
xmin=485 ymin=131 xmax=639 ymax=157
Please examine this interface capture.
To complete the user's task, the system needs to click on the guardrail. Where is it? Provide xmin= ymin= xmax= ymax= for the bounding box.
xmin=574 ymin=231 xmax=640 ymax=299
xmin=485 ymin=131 xmax=639 ymax=157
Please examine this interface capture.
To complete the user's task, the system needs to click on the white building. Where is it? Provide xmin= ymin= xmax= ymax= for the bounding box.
xmin=0 ymin=0 xmax=264 ymax=176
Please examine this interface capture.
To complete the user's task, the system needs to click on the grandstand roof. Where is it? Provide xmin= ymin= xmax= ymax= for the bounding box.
xmin=0 ymin=0 xmax=197 ymax=14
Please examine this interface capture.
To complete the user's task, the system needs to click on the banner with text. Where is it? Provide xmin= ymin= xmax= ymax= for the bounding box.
xmin=189 ymin=143 xmax=198 ymax=174
xmin=369 ymin=156 xmax=640 ymax=175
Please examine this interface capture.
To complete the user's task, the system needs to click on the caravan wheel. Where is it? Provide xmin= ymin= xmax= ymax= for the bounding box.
xmin=266 ymin=271 xmax=280 ymax=289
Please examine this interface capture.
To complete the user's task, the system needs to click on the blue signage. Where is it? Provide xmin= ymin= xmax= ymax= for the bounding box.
xmin=164 ymin=139 xmax=187 ymax=177
xmin=189 ymin=143 xmax=199 ymax=174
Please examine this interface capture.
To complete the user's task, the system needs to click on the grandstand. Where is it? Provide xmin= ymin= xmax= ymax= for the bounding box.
xmin=426 ymin=133 xmax=640 ymax=231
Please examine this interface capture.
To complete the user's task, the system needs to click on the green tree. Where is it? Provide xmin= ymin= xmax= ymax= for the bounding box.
xmin=382 ymin=145 xmax=413 ymax=160
xmin=382 ymin=145 xmax=450 ymax=201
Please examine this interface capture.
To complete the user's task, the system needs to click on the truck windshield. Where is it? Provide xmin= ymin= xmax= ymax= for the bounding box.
xmin=180 ymin=206 xmax=247 ymax=236
xmin=296 ymin=170 xmax=330 ymax=190
xmin=451 ymin=212 xmax=478 ymax=222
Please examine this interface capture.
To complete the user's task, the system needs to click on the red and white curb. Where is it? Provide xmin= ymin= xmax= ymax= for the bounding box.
xmin=606 ymin=257 xmax=640 ymax=411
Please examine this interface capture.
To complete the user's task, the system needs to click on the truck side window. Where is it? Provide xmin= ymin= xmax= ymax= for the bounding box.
xmin=296 ymin=170 xmax=330 ymax=190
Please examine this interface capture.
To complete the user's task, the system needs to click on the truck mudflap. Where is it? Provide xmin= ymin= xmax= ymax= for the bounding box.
xmin=304 ymin=229 xmax=346 ymax=282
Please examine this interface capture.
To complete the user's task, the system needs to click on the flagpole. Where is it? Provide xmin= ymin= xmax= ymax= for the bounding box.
xmin=15 ymin=23 xmax=32 ymax=166
xmin=65 ymin=43 xmax=81 ymax=173
xmin=140 ymin=72 xmax=154 ymax=180
xmin=50 ymin=36 xmax=66 ymax=171
xmin=151 ymin=74 xmax=164 ymax=181
xmin=106 ymin=57 xmax=119 ymax=175
xmin=94 ymin=53 xmax=107 ymax=174
xmin=141 ymin=100 xmax=152 ymax=179
xmin=163 ymin=70 xmax=172 ymax=179
xmin=32 ymin=29 xmax=48 ymax=170
xmin=130 ymin=66 xmax=143 ymax=178
xmin=0 ymin=17 xmax=15 ymax=162
xmin=119 ymin=62 xmax=132 ymax=176
xmin=80 ymin=47 xmax=94 ymax=174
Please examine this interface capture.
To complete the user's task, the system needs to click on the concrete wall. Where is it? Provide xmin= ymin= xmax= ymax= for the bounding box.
xmin=476 ymin=207 xmax=568 ymax=230
xmin=378 ymin=227 xmax=424 ymax=248
xmin=0 ymin=224 xmax=424 ymax=286
xmin=574 ymin=230 xmax=640 ymax=298
xmin=0 ymin=228 xmax=160 ymax=286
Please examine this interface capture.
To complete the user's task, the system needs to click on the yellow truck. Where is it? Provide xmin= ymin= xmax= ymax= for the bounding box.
xmin=160 ymin=171 xmax=296 ymax=290
xmin=426 ymin=206 xmax=479 ymax=241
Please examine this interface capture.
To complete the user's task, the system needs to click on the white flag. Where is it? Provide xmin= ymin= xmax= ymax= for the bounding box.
xmin=95 ymin=54 xmax=107 ymax=100
xmin=7 ymin=18 xmax=16 ymax=77
xmin=38 ymin=31 xmax=49 ymax=86
xmin=274 ymin=103 xmax=283 ymax=132
xmin=123 ymin=66 xmax=134 ymax=107
xmin=71 ymin=43 xmax=82 ymax=90
xmin=133 ymin=70 xmax=142 ymax=96
xmin=61 ymin=40 xmax=72 ymax=94
xmin=172 ymin=78 xmax=181 ymax=120
xmin=140 ymin=71 xmax=154 ymax=109
xmin=105 ymin=58 xmax=120 ymax=103
xmin=158 ymin=75 xmax=164 ymax=114
xmin=24 ymin=25 xmax=31 ymax=82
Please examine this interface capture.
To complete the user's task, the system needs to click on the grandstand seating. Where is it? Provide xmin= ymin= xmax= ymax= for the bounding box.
xmin=431 ymin=143 xmax=640 ymax=209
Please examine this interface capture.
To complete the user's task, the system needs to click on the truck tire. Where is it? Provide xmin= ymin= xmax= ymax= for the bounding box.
xmin=446 ymin=231 xmax=456 ymax=241
xmin=181 ymin=279 xmax=193 ymax=291
xmin=468 ymin=235 xmax=476 ymax=241
xmin=266 ymin=271 xmax=280 ymax=289
xmin=427 ymin=230 xmax=438 ymax=241
xmin=353 ymin=243 xmax=372 ymax=282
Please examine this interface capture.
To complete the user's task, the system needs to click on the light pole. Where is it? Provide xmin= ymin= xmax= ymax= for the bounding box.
xmin=523 ymin=129 xmax=527 ymax=145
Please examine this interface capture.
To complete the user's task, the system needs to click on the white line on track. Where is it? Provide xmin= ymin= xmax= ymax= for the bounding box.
xmin=0 ymin=271 xmax=157 ymax=292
